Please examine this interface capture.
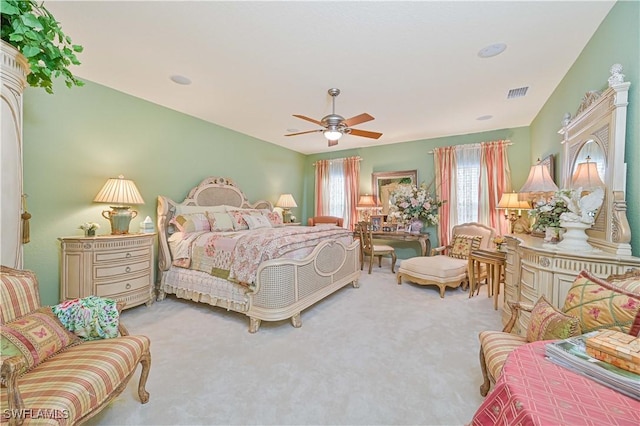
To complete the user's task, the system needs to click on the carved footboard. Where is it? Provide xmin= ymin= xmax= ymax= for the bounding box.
xmin=247 ymin=239 xmax=360 ymax=333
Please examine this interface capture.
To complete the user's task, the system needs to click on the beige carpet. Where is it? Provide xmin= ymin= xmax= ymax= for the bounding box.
xmin=87 ymin=261 xmax=503 ymax=426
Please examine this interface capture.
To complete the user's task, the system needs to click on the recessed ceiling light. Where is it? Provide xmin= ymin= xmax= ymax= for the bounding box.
xmin=170 ymin=75 xmax=192 ymax=85
xmin=478 ymin=43 xmax=507 ymax=58
xmin=476 ymin=115 xmax=493 ymax=121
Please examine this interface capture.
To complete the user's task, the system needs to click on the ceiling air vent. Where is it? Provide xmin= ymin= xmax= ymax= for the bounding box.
xmin=507 ymin=87 xmax=528 ymax=99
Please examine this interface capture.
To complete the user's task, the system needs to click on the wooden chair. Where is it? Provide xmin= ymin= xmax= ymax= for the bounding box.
xmin=356 ymin=221 xmax=397 ymax=274
xmin=307 ymin=216 xmax=344 ymax=227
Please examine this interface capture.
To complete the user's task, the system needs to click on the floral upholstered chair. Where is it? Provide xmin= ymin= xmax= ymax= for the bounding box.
xmin=397 ymin=222 xmax=495 ymax=297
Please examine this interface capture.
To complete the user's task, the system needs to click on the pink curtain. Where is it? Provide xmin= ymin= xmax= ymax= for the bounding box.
xmin=433 ymin=146 xmax=456 ymax=247
xmin=314 ymin=159 xmax=329 ymax=216
xmin=343 ymin=156 xmax=360 ymax=230
xmin=479 ymin=140 xmax=511 ymax=235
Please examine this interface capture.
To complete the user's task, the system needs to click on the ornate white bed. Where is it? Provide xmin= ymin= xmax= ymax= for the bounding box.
xmin=156 ymin=177 xmax=360 ymax=332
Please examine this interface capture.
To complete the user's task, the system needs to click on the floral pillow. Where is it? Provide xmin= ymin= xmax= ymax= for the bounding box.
xmin=243 ymin=214 xmax=272 ymax=230
xmin=206 ymin=211 xmax=235 ymax=232
xmin=449 ymin=235 xmax=482 ymax=259
xmin=228 ymin=209 xmax=263 ymax=231
xmin=0 ymin=307 xmax=80 ymax=375
xmin=562 ymin=270 xmax=640 ymax=335
xmin=526 ymin=296 xmax=581 ymax=342
xmin=265 ymin=210 xmax=283 ymax=227
xmin=170 ymin=213 xmax=210 ymax=233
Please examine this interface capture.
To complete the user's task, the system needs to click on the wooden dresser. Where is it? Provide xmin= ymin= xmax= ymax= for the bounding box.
xmin=59 ymin=233 xmax=155 ymax=309
xmin=503 ymin=234 xmax=640 ymax=335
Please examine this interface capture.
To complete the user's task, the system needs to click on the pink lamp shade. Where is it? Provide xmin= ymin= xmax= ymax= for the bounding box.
xmin=518 ymin=163 xmax=558 ymax=200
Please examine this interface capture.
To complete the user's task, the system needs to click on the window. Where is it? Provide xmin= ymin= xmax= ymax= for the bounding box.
xmin=456 ymin=146 xmax=481 ymax=224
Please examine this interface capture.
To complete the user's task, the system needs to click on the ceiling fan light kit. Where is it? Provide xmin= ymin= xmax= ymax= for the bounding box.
xmin=286 ymin=88 xmax=382 ymax=147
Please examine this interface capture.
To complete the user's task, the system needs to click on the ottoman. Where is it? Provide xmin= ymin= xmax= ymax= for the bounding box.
xmin=397 ymin=256 xmax=468 ymax=298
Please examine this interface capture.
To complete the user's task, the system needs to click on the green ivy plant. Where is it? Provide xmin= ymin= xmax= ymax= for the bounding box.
xmin=1 ymin=0 xmax=83 ymax=93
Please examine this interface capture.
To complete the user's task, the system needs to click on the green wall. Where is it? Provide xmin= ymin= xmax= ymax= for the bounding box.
xmin=23 ymin=80 xmax=305 ymax=305
xmin=529 ymin=0 xmax=639 ymax=256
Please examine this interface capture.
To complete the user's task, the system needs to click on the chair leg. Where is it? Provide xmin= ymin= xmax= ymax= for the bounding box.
xmin=390 ymin=252 xmax=397 ymax=273
xmin=368 ymin=255 xmax=373 ymax=274
xmin=479 ymin=345 xmax=492 ymax=397
xmin=378 ymin=255 xmax=382 ymax=268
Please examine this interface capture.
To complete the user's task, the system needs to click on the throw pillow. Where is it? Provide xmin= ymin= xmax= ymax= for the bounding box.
xmin=0 ymin=307 xmax=80 ymax=375
xmin=265 ymin=210 xmax=283 ymax=227
xmin=243 ymin=214 xmax=272 ymax=230
xmin=206 ymin=211 xmax=235 ymax=232
xmin=526 ymin=296 xmax=581 ymax=342
xmin=562 ymin=270 xmax=640 ymax=335
xmin=170 ymin=213 xmax=211 ymax=233
xmin=52 ymin=296 xmax=120 ymax=340
xmin=449 ymin=234 xmax=482 ymax=259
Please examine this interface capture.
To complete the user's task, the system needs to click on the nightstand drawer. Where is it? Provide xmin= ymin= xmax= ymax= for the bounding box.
xmin=95 ymin=247 xmax=150 ymax=263
xmin=96 ymin=274 xmax=149 ymax=296
xmin=95 ymin=259 xmax=150 ymax=279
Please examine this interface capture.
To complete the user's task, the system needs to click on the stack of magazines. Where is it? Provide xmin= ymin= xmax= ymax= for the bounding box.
xmin=545 ymin=331 xmax=640 ymax=400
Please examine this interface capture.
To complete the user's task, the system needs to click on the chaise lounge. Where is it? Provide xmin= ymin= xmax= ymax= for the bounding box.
xmin=0 ymin=266 xmax=151 ymax=426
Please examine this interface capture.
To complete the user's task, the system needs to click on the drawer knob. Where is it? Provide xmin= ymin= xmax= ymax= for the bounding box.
xmin=126 ymin=252 xmax=132 ymax=258
xmin=125 ymin=266 xmax=131 ymax=273
xmin=126 ymin=283 xmax=131 ymax=289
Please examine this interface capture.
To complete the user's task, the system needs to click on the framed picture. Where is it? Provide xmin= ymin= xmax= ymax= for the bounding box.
xmin=370 ymin=215 xmax=383 ymax=231
xmin=371 ymin=170 xmax=418 ymax=215
xmin=396 ymin=223 xmax=406 ymax=232
xmin=539 ymin=154 xmax=555 ymax=182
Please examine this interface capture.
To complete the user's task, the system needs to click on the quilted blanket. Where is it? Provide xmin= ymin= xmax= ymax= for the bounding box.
xmin=171 ymin=226 xmax=352 ymax=284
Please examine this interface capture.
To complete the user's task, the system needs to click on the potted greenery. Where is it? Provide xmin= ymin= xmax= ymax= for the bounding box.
xmin=1 ymin=0 xmax=83 ymax=93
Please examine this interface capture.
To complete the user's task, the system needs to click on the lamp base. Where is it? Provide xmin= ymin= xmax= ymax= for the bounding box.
xmin=102 ymin=206 xmax=138 ymax=234
xmin=282 ymin=208 xmax=292 ymax=224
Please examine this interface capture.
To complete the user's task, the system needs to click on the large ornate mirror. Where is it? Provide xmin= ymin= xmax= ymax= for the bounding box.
xmin=559 ymin=64 xmax=631 ymax=255
xmin=371 ymin=170 xmax=417 ymax=215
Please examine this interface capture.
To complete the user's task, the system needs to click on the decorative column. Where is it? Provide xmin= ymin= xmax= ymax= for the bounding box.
xmin=1 ymin=40 xmax=29 ymax=268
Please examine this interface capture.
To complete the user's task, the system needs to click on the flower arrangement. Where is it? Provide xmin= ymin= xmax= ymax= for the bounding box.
xmin=79 ymin=222 xmax=100 ymax=232
xmin=388 ymin=183 xmax=445 ymax=226
xmin=493 ymin=235 xmax=505 ymax=246
xmin=529 ymin=189 xmax=572 ymax=232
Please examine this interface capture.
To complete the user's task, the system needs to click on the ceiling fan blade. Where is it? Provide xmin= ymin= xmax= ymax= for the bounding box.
xmin=285 ymin=129 xmax=322 ymax=137
xmin=349 ymin=128 xmax=383 ymax=139
xmin=328 ymin=139 xmax=339 ymax=147
xmin=343 ymin=113 xmax=374 ymax=127
xmin=293 ymin=114 xmax=323 ymax=126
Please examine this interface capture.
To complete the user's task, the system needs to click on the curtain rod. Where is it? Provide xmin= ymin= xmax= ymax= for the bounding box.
xmin=313 ymin=156 xmax=362 ymax=166
xmin=428 ymin=140 xmax=512 ymax=154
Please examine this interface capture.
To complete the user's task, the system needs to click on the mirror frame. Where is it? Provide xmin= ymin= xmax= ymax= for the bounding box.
xmin=559 ymin=65 xmax=631 ymax=255
xmin=371 ymin=170 xmax=417 ymax=215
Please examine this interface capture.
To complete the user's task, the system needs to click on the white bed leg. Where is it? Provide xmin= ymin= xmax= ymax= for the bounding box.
xmin=352 ymin=279 xmax=360 ymax=288
xmin=290 ymin=313 xmax=302 ymax=328
xmin=156 ymin=289 xmax=166 ymax=301
xmin=249 ymin=317 xmax=261 ymax=333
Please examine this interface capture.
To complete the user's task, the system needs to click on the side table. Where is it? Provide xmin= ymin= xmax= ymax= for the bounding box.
xmin=468 ymin=249 xmax=506 ymax=310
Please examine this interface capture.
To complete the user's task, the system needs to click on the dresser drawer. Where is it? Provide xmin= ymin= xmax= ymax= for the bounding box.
xmin=95 ymin=259 xmax=150 ymax=279
xmin=95 ymin=247 xmax=150 ymax=263
xmin=96 ymin=274 xmax=150 ymax=297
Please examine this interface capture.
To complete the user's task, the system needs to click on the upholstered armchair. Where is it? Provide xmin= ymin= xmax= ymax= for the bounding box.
xmin=307 ymin=216 xmax=344 ymax=227
xmin=478 ymin=268 xmax=640 ymax=396
xmin=397 ymin=222 xmax=495 ymax=297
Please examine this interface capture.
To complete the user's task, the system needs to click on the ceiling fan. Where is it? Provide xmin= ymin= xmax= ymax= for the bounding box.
xmin=285 ymin=88 xmax=382 ymax=147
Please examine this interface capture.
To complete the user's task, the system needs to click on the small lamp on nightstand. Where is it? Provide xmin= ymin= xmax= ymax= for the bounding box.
xmin=276 ymin=193 xmax=297 ymax=223
xmin=94 ymin=175 xmax=145 ymax=234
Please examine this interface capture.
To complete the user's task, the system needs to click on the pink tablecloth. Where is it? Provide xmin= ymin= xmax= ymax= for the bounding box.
xmin=472 ymin=340 xmax=640 ymax=425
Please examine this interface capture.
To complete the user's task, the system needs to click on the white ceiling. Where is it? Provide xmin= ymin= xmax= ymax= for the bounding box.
xmin=44 ymin=1 xmax=615 ymax=155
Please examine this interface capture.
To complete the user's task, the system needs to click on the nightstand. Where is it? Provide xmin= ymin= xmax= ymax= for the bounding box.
xmin=59 ymin=233 xmax=155 ymax=309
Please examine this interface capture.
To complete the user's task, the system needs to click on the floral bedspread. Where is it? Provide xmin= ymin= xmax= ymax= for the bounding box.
xmin=171 ymin=226 xmax=352 ymax=285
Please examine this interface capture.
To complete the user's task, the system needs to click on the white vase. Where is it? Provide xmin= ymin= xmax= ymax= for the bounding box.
xmin=556 ymin=221 xmax=593 ymax=252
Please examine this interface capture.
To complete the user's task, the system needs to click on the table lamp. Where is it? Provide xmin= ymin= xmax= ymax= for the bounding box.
xmin=94 ymin=175 xmax=145 ymax=234
xmin=518 ymin=162 xmax=558 ymax=202
xmin=276 ymin=193 xmax=297 ymax=223
xmin=571 ymin=156 xmax=605 ymax=193
xmin=497 ymin=192 xmax=532 ymax=233
xmin=357 ymin=194 xmax=377 ymax=221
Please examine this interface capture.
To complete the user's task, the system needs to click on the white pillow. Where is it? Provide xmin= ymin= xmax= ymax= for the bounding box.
xmin=243 ymin=214 xmax=272 ymax=230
